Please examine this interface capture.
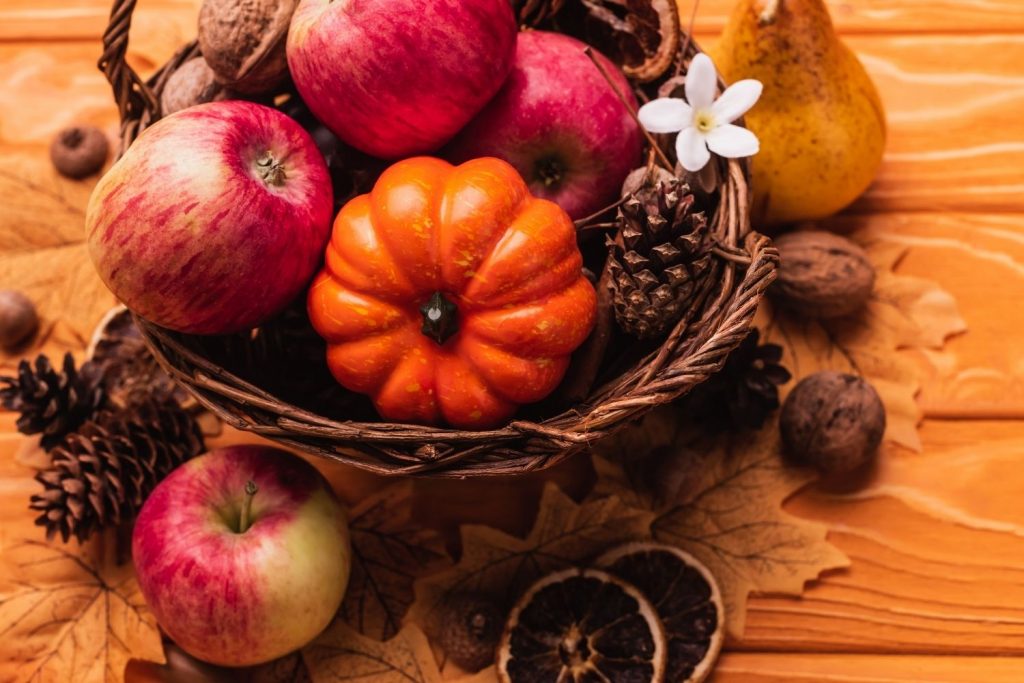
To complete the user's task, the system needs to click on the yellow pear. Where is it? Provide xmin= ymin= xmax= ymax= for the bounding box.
xmin=711 ymin=0 xmax=886 ymax=227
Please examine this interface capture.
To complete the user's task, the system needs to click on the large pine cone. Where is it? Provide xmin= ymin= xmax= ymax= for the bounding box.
xmin=0 ymin=353 xmax=105 ymax=449
xmin=608 ymin=168 xmax=712 ymax=340
xmin=30 ymin=399 xmax=204 ymax=543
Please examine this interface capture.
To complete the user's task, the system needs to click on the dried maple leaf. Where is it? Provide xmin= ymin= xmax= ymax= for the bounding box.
xmin=344 ymin=482 xmax=450 ymax=641
xmin=594 ymin=409 xmax=850 ymax=638
xmin=0 ymin=535 xmax=164 ymax=683
xmin=0 ymin=153 xmax=115 ymax=362
xmin=760 ymin=233 xmax=966 ymax=451
xmin=250 ymin=652 xmax=312 ymax=683
xmin=302 ymin=621 xmax=441 ymax=683
xmin=408 ymin=483 xmax=654 ymax=628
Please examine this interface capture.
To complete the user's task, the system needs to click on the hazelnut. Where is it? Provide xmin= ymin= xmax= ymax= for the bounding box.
xmin=0 ymin=290 xmax=39 ymax=348
xmin=426 ymin=593 xmax=503 ymax=672
xmin=197 ymin=0 xmax=297 ymax=95
xmin=780 ymin=371 xmax=885 ymax=475
xmin=160 ymin=57 xmax=231 ymax=116
xmin=49 ymin=126 xmax=109 ymax=179
xmin=772 ymin=231 xmax=875 ymax=319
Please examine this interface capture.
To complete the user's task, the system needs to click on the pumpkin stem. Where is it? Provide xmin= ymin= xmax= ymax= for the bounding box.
xmin=420 ymin=292 xmax=458 ymax=345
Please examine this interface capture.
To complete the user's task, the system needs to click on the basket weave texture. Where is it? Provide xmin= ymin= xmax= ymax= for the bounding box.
xmin=98 ymin=0 xmax=778 ymax=477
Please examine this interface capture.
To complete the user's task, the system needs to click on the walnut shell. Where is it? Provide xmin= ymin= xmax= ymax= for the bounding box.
xmin=49 ymin=125 xmax=108 ymax=179
xmin=780 ymin=371 xmax=885 ymax=475
xmin=772 ymin=231 xmax=875 ymax=319
xmin=197 ymin=0 xmax=296 ymax=95
xmin=160 ymin=57 xmax=231 ymax=115
xmin=0 ymin=290 xmax=38 ymax=348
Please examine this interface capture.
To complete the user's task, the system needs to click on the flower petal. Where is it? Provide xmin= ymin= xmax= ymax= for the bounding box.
xmin=685 ymin=53 xmax=718 ymax=110
xmin=676 ymin=127 xmax=711 ymax=172
xmin=638 ymin=98 xmax=692 ymax=134
xmin=711 ymin=80 xmax=763 ymax=123
xmin=705 ymin=124 xmax=760 ymax=158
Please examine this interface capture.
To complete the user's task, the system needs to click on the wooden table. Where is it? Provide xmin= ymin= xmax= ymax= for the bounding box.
xmin=2 ymin=1 xmax=1024 ymax=680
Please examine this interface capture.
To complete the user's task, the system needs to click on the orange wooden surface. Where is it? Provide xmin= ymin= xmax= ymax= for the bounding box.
xmin=2 ymin=0 xmax=1024 ymax=681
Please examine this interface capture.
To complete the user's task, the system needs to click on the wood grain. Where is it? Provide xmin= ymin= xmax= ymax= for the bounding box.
xmin=823 ymin=212 xmax=1024 ymax=417
xmin=6 ymin=0 xmax=1024 ymax=41
xmin=710 ymin=653 xmax=1024 ymax=682
xmin=696 ymin=32 xmax=1024 ymax=215
xmin=740 ymin=419 xmax=1024 ymax=654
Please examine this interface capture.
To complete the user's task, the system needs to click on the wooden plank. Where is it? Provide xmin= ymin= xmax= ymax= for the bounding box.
xmin=0 ymin=0 xmax=200 ymax=42
xmin=710 ymin=653 xmax=1024 ymax=682
xmin=5 ymin=0 xmax=1024 ymax=41
xmin=695 ymin=32 xmax=1024 ymax=215
xmin=692 ymin=0 xmax=1024 ymax=35
xmin=823 ymin=212 xmax=1024 ymax=418
xmin=739 ymin=419 xmax=1024 ymax=654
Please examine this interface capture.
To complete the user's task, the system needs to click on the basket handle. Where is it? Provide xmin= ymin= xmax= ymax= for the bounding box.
xmin=99 ymin=0 xmax=162 ymax=153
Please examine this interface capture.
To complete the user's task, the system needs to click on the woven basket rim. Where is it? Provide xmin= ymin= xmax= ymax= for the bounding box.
xmin=97 ymin=0 xmax=779 ymax=477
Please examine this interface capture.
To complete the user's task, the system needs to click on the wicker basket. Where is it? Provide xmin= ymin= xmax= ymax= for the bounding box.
xmin=97 ymin=0 xmax=778 ymax=477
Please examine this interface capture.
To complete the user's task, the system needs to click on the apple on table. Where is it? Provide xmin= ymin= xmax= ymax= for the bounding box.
xmin=132 ymin=445 xmax=351 ymax=667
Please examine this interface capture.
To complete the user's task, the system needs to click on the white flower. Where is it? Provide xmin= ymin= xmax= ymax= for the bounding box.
xmin=638 ymin=53 xmax=763 ymax=172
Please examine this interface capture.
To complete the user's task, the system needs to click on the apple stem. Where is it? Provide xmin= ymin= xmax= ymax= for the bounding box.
xmin=760 ymin=0 xmax=782 ymax=25
xmin=238 ymin=480 xmax=258 ymax=534
xmin=582 ymin=47 xmax=675 ymax=172
xmin=255 ymin=154 xmax=287 ymax=187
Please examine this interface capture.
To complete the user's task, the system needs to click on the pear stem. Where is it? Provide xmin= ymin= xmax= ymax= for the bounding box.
xmin=583 ymin=47 xmax=675 ymax=172
xmin=238 ymin=480 xmax=258 ymax=534
xmin=760 ymin=0 xmax=782 ymax=25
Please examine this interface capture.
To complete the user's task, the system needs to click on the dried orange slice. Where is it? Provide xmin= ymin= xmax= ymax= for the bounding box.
xmin=497 ymin=567 xmax=667 ymax=682
xmin=596 ymin=543 xmax=724 ymax=683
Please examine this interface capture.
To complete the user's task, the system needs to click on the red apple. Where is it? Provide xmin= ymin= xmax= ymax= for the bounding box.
xmin=446 ymin=31 xmax=644 ymax=220
xmin=86 ymin=100 xmax=333 ymax=335
xmin=286 ymin=0 xmax=517 ymax=159
xmin=132 ymin=445 xmax=350 ymax=667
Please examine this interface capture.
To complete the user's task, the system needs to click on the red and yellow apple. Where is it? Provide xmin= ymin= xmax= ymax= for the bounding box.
xmin=86 ymin=100 xmax=333 ymax=335
xmin=286 ymin=0 xmax=517 ymax=159
xmin=132 ymin=446 xmax=350 ymax=667
xmin=446 ymin=31 xmax=644 ymax=220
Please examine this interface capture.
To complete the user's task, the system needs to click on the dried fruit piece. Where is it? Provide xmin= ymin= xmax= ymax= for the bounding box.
xmin=427 ymin=593 xmax=503 ymax=673
xmin=572 ymin=0 xmax=681 ymax=82
xmin=49 ymin=125 xmax=108 ymax=179
xmin=198 ymin=0 xmax=297 ymax=94
xmin=596 ymin=543 xmax=724 ymax=683
xmin=0 ymin=290 xmax=38 ymax=348
xmin=497 ymin=567 xmax=667 ymax=682
xmin=772 ymin=231 xmax=875 ymax=319
xmin=160 ymin=57 xmax=230 ymax=115
xmin=780 ymin=371 xmax=885 ymax=475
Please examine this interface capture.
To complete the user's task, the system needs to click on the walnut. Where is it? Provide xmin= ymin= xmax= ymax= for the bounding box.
xmin=772 ymin=230 xmax=875 ymax=319
xmin=780 ymin=371 xmax=885 ymax=475
xmin=49 ymin=126 xmax=108 ymax=179
xmin=197 ymin=0 xmax=297 ymax=95
xmin=160 ymin=57 xmax=231 ymax=116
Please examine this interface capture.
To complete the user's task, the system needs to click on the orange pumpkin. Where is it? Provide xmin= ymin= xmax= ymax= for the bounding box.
xmin=307 ymin=157 xmax=597 ymax=428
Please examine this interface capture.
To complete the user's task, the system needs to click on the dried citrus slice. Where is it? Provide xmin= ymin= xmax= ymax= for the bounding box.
xmin=596 ymin=543 xmax=724 ymax=683
xmin=559 ymin=0 xmax=681 ymax=83
xmin=497 ymin=567 xmax=667 ymax=683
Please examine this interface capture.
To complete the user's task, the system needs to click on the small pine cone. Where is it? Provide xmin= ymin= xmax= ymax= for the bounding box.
xmin=608 ymin=169 xmax=712 ymax=340
xmin=30 ymin=399 xmax=204 ymax=543
xmin=0 ymin=353 xmax=106 ymax=449
xmin=685 ymin=329 xmax=792 ymax=433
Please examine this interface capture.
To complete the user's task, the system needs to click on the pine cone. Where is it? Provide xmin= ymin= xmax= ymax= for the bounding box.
xmin=30 ymin=399 xmax=204 ymax=543
xmin=685 ymin=330 xmax=792 ymax=433
xmin=0 ymin=353 xmax=105 ymax=449
xmin=608 ymin=169 xmax=712 ymax=340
